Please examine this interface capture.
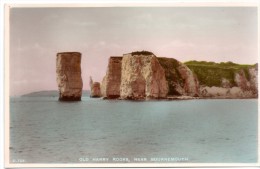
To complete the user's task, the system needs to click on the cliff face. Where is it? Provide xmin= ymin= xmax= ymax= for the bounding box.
xmin=101 ymin=57 xmax=122 ymax=99
xmin=177 ymin=63 xmax=200 ymax=96
xmin=157 ymin=57 xmax=199 ymax=97
xmin=101 ymin=51 xmax=257 ymax=99
xmin=56 ymin=52 xmax=83 ymax=101
xmin=120 ymin=53 xmax=168 ymax=99
xmin=234 ymin=66 xmax=258 ymax=97
xmin=186 ymin=61 xmax=258 ymax=98
xmin=249 ymin=66 xmax=258 ymax=94
xmin=234 ymin=70 xmax=251 ymax=90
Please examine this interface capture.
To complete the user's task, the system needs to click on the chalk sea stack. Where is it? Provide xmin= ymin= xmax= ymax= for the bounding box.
xmin=120 ymin=52 xmax=168 ymax=99
xmin=90 ymin=82 xmax=102 ymax=98
xmin=56 ymin=52 xmax=83 ymax=101
xmin=101 ymin=51 xmax=169 ymax=100
xmin=90 ymin=77 xmax=101 ymax=98
xmin=101 ymin=57 xmax=122 ymax=99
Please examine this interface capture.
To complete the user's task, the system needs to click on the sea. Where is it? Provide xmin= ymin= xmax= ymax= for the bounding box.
xmin=9 ymin=92 xmax=258 ymax=164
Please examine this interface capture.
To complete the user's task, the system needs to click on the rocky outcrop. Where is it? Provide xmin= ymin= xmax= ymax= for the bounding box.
xmin=157 ymin=57 xmax=199 ymax=97
xmin=200 ymin=86 xmax=255 ymax=98
xmin=120 ymin=53 xmax=168 ymax=99
xmin=221 ymin=78 xmax=231 ymax=88
xmin=101 ymin=57 xmax=122 ymax=99
xmin=234 ymin=70 xmax=251 ymax=91
xmin=56 ymin=52 xmax=83 ymax=101
xmin=177 ymin=63 xmax=199 ymax=96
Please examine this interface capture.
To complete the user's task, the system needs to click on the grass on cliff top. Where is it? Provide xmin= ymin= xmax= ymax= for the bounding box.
xmin=158 ymin=57 xmax=184 ymax=95
xmin=185 ymin=60 xmax=256 ymax=87
xmin=185 ymin=60 xmax=255 ymax=69
xmin=131 ymin=50 xmax=154 ymax=56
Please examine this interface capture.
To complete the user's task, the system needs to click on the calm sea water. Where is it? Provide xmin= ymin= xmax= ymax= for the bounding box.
xmin=9 ymin=96 xmax=258 ymax=163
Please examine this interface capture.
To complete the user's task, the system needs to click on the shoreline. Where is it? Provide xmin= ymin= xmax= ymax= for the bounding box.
xmin=13 ymin=94 xmax=258 ymax=100
xmin=102 ymin=95 xmax=258 ymax=101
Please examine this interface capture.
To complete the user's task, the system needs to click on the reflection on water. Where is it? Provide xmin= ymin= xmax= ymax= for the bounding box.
xmin=10 ymin=97 xmax=258 ymax=163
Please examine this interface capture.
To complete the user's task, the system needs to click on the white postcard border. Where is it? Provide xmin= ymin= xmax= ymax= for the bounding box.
xmin=3 ymin=1 xmax=260 ymax=168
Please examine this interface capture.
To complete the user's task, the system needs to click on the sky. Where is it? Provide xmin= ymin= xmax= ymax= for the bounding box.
xmin=9 ymin=7 xmax=258 ymax=96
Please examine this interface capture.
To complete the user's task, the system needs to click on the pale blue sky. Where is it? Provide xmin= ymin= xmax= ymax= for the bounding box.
xmin=10 ymin=7 xmax=258 ymax=96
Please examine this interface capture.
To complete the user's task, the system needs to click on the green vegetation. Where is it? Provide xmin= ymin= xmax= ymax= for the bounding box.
xmin=158 ymin=58 xmax=256 ymax=91
xmin=184 ymin=60 xmax=255 ymax=87
xmin=158 ymin=57 xmax=184 ymax=95
xmin=185 ymin=60 xmax=253 ymax=69
xmin=131 ymin=50 xmax=154 ymax=56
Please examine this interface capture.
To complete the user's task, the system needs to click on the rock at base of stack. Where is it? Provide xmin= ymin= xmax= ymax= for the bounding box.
xmin=56 ymin=52 xmax=83 ymax=101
